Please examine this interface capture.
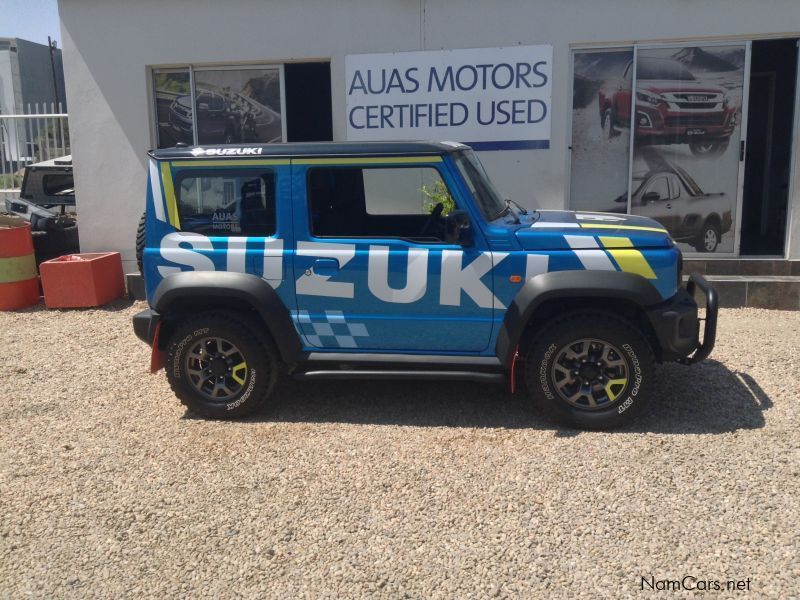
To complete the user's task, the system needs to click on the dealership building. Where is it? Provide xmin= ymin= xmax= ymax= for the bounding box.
xmin=57 ymin=0 xmax=800 ymax=305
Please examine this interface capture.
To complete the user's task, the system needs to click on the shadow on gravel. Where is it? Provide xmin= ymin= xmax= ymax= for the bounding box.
xmin=195 ymin=358 xmax=771 ymax=435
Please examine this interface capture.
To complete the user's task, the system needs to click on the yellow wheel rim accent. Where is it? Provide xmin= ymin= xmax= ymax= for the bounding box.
xmin=231 ymin=362 xmax=248 ymax=386
xmin=604 ymin=378 xmax=628 ymax=402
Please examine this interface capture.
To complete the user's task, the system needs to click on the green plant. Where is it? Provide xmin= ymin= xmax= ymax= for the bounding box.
xmin=421 ymin=180 xmax=456 ymax=216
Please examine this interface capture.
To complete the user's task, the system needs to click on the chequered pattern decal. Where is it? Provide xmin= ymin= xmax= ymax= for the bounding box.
xmin=296 ymin=310 xmax=370 ymax=348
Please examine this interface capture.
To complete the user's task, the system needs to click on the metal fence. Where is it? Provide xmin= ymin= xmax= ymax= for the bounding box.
xmin=0 ymin=103 xmax=69 ymax=200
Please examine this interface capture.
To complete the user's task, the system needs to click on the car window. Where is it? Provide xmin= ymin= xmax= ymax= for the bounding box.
xmin=175 ymin=168 xmax=276 ymax=236
xmin=667 ymin=174 xmax=681 ymax=199
xmin=637 ymin=58 xmax=695 ymax=81
xmin=308 ymin=166 xmax=456 ymax=242
xmin=645 ymin=176 xmax=670 ymax=200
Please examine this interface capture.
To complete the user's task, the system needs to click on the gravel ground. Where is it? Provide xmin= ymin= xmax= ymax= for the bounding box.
xmin=1 ymin=302 xmax=798 ymax=598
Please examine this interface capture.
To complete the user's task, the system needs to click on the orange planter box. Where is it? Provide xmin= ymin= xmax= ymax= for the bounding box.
xmin=40 ymin=252 xmax=125 ymax=308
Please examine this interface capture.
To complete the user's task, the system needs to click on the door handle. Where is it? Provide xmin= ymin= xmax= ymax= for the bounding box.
xmin=310 ymin=258 xmax=339 ymax=276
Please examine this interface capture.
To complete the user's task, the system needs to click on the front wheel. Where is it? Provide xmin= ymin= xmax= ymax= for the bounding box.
xmin=689 ymin=139 xmax=728 ymax=156
xmin=165 ymin=312 xmax=278 ymax=419
xmin=524 ymin=312 xmax=654 ymax=430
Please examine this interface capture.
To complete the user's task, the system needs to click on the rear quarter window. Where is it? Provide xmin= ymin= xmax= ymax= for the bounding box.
xmin=174 ymin=168 xmax=276 ymax=236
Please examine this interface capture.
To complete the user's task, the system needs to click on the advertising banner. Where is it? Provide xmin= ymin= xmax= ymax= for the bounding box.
xmin=630 ymin=45 xmax=746 ymax=254
xmin=153 ymin=67 xmax=284 ymax=148
xmin=345 ymin=45 xmax=552 ymax=150
xmin=569 ymin=49 xmax=634 ymax=212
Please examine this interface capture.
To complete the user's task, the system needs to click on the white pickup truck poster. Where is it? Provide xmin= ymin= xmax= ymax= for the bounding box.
xmin=345 ymin=45 xmax=552 ymax=150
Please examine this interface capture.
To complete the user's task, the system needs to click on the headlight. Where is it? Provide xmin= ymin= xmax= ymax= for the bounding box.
xmin=636 ymin=91 xmax=663 ymax=106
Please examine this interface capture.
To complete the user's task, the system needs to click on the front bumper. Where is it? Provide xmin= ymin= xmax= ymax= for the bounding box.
xmin=646 ymin=274 xmax=718 ymax=364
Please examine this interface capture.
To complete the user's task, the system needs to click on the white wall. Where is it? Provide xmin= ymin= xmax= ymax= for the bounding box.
xmin=58 ymin=0 xmax=800 ymax=269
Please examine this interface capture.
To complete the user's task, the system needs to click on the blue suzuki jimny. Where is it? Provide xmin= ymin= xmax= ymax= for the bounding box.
xmin=133 ymin=141 xmax=717 ymax=429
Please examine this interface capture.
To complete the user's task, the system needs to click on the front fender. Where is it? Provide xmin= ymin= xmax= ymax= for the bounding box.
xmin=495 ymin=270 xmax=663 ymax=368
xmin=152 ymin=271 xmax=302 ymax=363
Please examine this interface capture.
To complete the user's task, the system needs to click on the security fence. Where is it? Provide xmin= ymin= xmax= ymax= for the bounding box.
xmin=0 ymin=103 xmax=69 ymax=200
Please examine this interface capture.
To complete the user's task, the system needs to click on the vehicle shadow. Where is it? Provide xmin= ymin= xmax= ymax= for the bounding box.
xmin=216 ymin=358 xmax=772 ymax=435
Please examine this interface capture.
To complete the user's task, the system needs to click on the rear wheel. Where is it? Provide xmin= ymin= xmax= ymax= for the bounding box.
xmin=602 ymin=108 xmax=617 ymax=139
xmin=693 ymin=221 xmax=720 ymax=253
xmin=524 ymin=312 xmax=654 ymax=430
xmin=165 ymin=312 xmax=278 ymax=419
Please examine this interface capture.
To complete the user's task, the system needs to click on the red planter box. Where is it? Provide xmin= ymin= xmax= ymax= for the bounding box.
xmin=40 ymin=252 xmax=125 ymax=308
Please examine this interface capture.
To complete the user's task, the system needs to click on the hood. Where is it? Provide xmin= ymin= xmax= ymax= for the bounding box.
xmin=639 ymin=80 xmax=723 ymax=95
xmin=515 ymin=210 xmax=672 ymax=251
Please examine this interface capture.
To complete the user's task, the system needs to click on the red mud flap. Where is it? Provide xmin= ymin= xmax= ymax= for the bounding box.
xmin=150 ymin=321 xmax=166 ymax=373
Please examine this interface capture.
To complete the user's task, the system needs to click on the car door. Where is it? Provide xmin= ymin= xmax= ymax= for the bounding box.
xmin=614 ymin=62 xmax=634 ymax=128
xmin=635 ymin=174 xmax=680 ymax=232
xmin=291 ymin=157 xmax=496 ymax=353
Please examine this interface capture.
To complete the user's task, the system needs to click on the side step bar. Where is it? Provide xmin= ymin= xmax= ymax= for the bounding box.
xmin=293 ymin=369 xmax=505 ymax=383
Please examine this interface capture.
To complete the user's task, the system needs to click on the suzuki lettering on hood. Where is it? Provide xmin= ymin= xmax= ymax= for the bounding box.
xmin=189 ymin=147 xmax=264 ymax=157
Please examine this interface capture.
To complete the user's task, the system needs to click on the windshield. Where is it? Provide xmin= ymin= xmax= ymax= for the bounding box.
xmin=454 ymin=150 xmax=507 ymax=220
xmin=637 ymin=58 xmax=696 ymax=81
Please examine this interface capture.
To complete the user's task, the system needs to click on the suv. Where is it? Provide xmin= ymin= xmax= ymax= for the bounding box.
xmin=598 ymin=57 xmax=736 ymax=156
xmin=133 ymin=141 xmax=717 ymax=430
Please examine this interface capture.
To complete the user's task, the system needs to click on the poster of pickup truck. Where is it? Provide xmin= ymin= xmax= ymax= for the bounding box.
xmin=570 ymin=44 xmax=745 ymax=254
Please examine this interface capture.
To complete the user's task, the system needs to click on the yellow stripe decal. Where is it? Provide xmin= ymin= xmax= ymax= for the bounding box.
xmin=599 ymin=236 xmax=658 ymax=280
xmin=161 ymin=161 xmax=180 ymax=229
xmin=0 ymin=254 xmax=37 ymax=284
xmin=580 ymin=223 xmax=668 ymax=233
xmin=293 ymin=156 xmax=442 ymax=165
xmin=171 ymin=159 xmax=290 ymax=167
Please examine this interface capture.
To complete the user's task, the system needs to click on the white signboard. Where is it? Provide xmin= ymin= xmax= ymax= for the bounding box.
xmin=345 ymin=45 xmax=552 ymax=150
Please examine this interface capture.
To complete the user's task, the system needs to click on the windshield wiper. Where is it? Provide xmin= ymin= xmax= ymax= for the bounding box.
xmin=505 ymin=198 xmax=529 ymax=215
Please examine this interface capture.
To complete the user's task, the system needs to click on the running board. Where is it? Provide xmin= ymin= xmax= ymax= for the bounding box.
xmin=292 ymin=369 xmax=505 ymax=383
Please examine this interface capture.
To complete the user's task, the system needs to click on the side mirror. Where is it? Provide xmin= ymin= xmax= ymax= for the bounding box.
xmin=642 ymin=191 xmax=661 ymax=205
xmin=445 ymin=210 xmax=472 ymax=246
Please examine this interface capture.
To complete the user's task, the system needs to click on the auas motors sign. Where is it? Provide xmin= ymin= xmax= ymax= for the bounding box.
xmin=345 ymin=45 xmax=552 ymax=150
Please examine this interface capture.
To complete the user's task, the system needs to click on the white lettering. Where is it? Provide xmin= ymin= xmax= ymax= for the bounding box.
xmin=367 ymin=246 xmax=428 ymax=303
xmin=296 ymin=241 xmax=356 ymax=299
xmin=440 ymin=250 xmax=507 ymax=308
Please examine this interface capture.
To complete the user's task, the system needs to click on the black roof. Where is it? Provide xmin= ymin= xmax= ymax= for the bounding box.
xmin=149 ymin=140 xmax=467 ymax=160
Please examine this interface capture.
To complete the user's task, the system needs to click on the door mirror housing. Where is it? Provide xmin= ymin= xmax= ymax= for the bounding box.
xmin=445 ymin=210 xmax=473 ymax=246
xmin=642 ymin=191 xmax=661 ymax=205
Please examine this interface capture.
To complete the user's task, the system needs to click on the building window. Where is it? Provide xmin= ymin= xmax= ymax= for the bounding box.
xmin=152 ymin=65 xmax=285 ymax=149
xmin=174 ymin=169 xmax=276 ymax=236
xmin=308 ymin=166 xmax=455 ymax=242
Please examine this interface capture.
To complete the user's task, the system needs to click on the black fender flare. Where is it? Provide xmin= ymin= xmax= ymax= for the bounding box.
xmin=152 ymin=271 xmax=302 ymax=363
xmin=495 ymin=270 xmax=663 ymax=368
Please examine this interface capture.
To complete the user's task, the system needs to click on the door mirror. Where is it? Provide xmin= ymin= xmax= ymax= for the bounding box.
xmin=445 ymin=210 xmax=472 ymax=246
xmin=642 ymin=191 xmax=661 ymax=205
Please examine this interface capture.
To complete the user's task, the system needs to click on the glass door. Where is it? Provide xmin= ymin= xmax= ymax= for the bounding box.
xmin=629 ymin=43 xmax=751 ymax=255
xmin=568 ymin=48 xmax=634 ymax=214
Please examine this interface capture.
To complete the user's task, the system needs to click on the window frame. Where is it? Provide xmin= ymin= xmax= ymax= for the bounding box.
xmin=305 ymin=163 xmax=461 ymax=245
xmin=172 ymin=167 xmax=278 ymax=237
xmin=149 ymin=63 xmax=287 ymax=148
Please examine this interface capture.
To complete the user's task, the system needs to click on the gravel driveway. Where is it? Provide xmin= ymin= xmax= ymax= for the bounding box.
xmin=1 ymin=302 xmax=798 ymax=598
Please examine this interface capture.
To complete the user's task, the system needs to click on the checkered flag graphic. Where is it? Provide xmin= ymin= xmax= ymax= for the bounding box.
xmin=296 ymin=310 xmax=370 ymax=348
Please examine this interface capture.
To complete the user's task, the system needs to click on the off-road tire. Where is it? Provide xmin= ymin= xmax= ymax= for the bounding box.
xmin=165 ymin=311 xmax=278 ymax=419
xmin=135 ymin=211 xmax=146 ymax=275
xmin=693 ymin=220 xmax=721 ymax=253
xmin=524 ymin=311 xmax=654 ymax=430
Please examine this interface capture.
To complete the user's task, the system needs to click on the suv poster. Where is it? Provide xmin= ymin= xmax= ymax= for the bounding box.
xmin=571 ymin=45 xmax=746 ymax=254
xmin=154 ymin=68 xmax=284 ymax=148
